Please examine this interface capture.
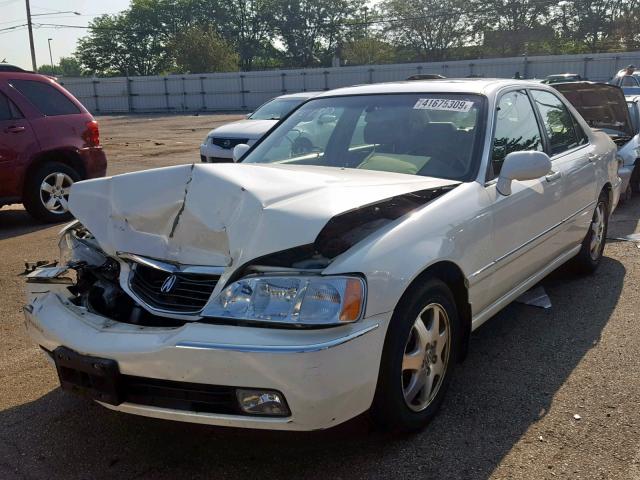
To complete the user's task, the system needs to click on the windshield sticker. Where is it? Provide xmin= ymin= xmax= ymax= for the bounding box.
xmin=413 ymin=98 xmax=474 ymax=112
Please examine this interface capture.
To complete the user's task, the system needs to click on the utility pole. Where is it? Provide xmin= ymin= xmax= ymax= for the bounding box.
xmin=48 ymin=38 xmax=54 ymax=73
xmin=25 ymin=0 xmax=37 ymax=70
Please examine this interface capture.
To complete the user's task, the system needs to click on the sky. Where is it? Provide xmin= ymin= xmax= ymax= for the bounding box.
xmin=0 ymin=0 xmax=130 ymax=70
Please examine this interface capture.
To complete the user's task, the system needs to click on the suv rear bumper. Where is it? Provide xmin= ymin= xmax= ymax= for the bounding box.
xmin=79 ymin=147 xmax=107 ymax=179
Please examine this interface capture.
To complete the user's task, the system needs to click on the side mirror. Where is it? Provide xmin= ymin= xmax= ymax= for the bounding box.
xmin=232 ymin=143 xmax=251 ymax=162
xmin=497 ymin=151 xmax=551 ymax=196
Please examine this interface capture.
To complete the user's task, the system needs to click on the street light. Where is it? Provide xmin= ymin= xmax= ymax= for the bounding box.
xmin=47 ymin=38 xmax=54 ymax=73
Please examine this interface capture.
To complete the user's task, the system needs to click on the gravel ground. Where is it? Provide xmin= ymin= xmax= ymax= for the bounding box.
xmin=1 ymin=114 xmax=639 ymax=480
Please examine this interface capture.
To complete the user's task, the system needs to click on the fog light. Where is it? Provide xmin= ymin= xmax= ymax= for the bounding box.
xmin=236 ymin=389 xmax=290 ymax=417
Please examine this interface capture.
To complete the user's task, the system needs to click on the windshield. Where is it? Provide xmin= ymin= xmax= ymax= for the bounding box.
xmin=249 ymin=98 xmax=305 ymax=120
xmin=242 ymin=93 xmax=485 ymax=181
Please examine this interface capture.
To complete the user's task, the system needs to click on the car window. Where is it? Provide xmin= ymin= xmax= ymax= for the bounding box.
xmin=530 ymin=90 xmax=580 ymax=155
xmin=0 ymin=93 xmax=12 ymax=121
xmin=243 ymin=93 xmax=486 ymax=182
xmin=0 ymin=93 xmax=22 ymax=121
xmin=621 ymin=76 xmax=638 ymax=87
xmin=9 ymin=79 xmax=80 ymax=116
xmin=491 ymin=90 xmax=543 ymax=178
xmin=249 ymin=98 xmax=304 ymax=120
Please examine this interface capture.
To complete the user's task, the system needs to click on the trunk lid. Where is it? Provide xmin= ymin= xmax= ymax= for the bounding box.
xmin=554 ymin=82 xmax=634 ymax=141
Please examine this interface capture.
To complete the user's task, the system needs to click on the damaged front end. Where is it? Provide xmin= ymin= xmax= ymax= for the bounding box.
xmin=27 ymin=163 xmax=459 ymax=330
xmin=27 ymin=222 xmax=186 ymax=328
xmin=27 ymin=220 xmax=370 ymax=329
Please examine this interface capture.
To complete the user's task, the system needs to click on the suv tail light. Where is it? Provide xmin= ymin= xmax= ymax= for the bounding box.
xmin=83 ymin=120 xmax=100 ymax=147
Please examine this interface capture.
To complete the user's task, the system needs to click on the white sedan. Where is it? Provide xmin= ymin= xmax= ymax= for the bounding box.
xmin=199 ymin=91 xmax=320 ymax=162
xmin=25 ymin=79 xmax=620 ymax=432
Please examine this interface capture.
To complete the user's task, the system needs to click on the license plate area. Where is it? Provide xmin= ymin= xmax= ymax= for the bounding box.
xmin=53 ymin=346 xmax=122 ymax=405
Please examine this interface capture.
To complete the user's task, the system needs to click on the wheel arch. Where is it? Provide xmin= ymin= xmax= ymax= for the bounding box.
xmin=601 ymin=181 xmax=612 ymax=214
xmin=394 ymin=260 xmax=472 ymax=362
xmin=22 ymin=148 xmax=86 ymax=195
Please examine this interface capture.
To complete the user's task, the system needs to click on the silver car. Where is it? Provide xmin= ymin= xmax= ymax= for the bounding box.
xmin=199 ymin=92 xmax=320 ymax=163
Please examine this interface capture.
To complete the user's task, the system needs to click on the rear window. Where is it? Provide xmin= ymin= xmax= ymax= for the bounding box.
xmin=9 ymin=79 xmax=81 ymax=116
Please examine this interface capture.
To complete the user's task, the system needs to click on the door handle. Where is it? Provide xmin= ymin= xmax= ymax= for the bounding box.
xmin=545 ymin=171 xmax=562 ymax=182
xmin=588 ymin=153 xmax=597 ymax=163
xmin=5 ymin=126 xmax=25 ymax=133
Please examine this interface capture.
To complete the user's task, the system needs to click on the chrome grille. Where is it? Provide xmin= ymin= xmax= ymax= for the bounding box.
xmin=129 ymin=264 xmax=219 ymax=314
xmin=211 ymin=137 xmax=248 ymax=149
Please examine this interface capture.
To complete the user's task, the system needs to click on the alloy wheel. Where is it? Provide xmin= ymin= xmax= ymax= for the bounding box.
xmin=40 ymin=172 xmax=73 ymax=215
xmin=402 ymin=303 xmax=451 ymax=412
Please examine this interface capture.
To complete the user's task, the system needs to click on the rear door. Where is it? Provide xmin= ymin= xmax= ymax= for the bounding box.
xmin=530 ymin=89 xmax=597 ymax=247
xmin=0 ymin=90 xmax=38 ymax=199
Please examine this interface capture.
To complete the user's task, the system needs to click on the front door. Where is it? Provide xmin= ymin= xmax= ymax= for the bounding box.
xmin=482 ymin=90 xmax=567 ymax=305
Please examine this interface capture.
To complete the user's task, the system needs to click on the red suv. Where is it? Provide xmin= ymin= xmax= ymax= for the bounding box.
xmin=0 ymin=70 xmax=106 ymax=222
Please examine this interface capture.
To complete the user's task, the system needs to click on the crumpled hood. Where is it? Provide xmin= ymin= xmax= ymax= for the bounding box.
xmin=69 ymin=163 xmax=458 ymax=268
xmin=206 ymin=119 xmax=277 ymax=139
xmin=554 ymin=82 xmax=634 ymax=138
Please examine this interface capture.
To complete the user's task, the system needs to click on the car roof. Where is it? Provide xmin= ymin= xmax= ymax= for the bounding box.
xmin=0 ymin=71 xmax=57 ymax=81
xmin=313 ymin=78 xmax=548 ymax=99
xmin=547 ymin=73 xmax=580 ymax=77
xmin=276 ymin=91 xmax=323 ymax=100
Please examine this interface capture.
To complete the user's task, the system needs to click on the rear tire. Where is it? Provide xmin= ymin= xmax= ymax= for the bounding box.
xmin=370 ymin=278 xmax=460 ymax=433
xmin=571 ymin=191 xmax=609 ymax=274
xmin=23 ymin=162 xmax=80 ymax=223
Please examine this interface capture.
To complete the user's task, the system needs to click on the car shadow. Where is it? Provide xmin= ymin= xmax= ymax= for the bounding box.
xmin=0 ymin=206 xmax=62 ymax=241
xmin=0 ymin=257 xmax=625 ymax=480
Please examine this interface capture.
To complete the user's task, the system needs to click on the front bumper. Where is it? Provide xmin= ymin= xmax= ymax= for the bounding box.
xmin=619 ymin=164 xmax=633 ymax=195
xmin=199 ymin=142 xmax=234 ymax=163
xmin=24 ymin=285 xmax=387 ymax=431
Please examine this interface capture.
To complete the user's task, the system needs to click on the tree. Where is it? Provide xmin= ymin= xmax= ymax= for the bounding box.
xmin=37 ymin=57 xmax=83 ymax=76
xmin=75 ymin=4 xmax=173 ymax=76
xmin=342 ymin=38 xmax=396 ymax=65
xmin=273 ymin=0 xmax=359 ymax=67
xmin=382 ymin=0 xmax=472 ymax=61
xmin=568 ymin=0 xmax=620 ymax=52
xmin=171 ymin=26 xmax=239 ymax=73
xmin=216 ymin=0 xmax=278 ymax=70
xmin=58 ymin=57 xmax=83 ymax=76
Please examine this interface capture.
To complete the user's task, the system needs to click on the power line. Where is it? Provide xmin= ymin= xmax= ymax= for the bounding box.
xmin=0 ymin=23 xmax=27 ymax=32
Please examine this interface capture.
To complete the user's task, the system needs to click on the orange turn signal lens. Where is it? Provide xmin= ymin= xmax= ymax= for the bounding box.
xmin=340 ymin=278 xmax=364 ymax=322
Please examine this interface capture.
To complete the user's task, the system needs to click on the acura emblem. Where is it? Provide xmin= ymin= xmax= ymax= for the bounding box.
xmin=160 ymin=274 xmax=178 ymax=293
xmin=222 ymin=139 xmax=231 ymax=148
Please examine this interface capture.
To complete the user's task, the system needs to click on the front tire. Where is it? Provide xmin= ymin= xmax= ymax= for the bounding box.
xmin=371 ymin=278 xmax=460 ymax=432
xmin=571 ymin=191 xmax=609 ymax=274
xmin=23 ymin=162 xmax=80 ymax=223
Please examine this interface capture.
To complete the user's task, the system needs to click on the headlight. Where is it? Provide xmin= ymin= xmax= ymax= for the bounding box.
xmin=58 ymin=223 xmax=107 ymax=267
xmin=202 ymin=275 xmax=365 ymax=326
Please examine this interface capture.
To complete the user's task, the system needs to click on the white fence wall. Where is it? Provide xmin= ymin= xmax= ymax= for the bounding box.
xmin=59 ymin=51 xmax=640 ymax=114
